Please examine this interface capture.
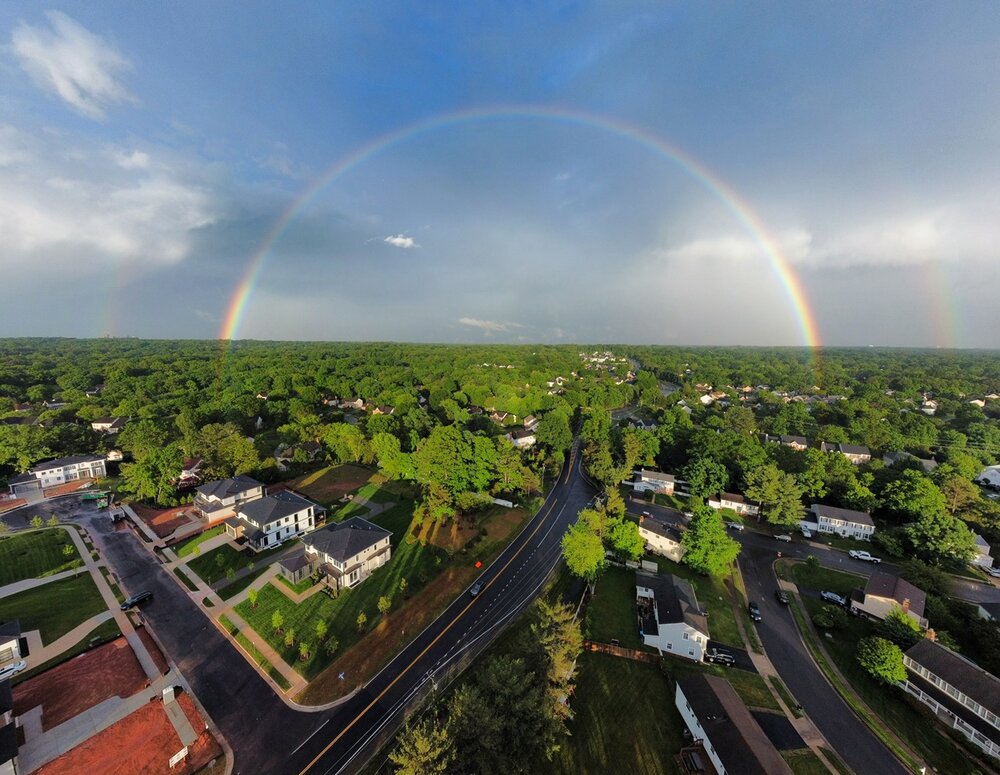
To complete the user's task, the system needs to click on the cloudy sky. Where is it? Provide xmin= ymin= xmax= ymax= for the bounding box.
xmin=1 ymin=3 xmax=998 ymax=347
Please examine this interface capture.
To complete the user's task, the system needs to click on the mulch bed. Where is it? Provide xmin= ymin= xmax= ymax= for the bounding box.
xmin=129 ymin=504 xmax=197 ymax=539
xmin=14 ymin=637 xmax=148 ymax=730
xmin=136 ymin=626 xmax=170 ymax=675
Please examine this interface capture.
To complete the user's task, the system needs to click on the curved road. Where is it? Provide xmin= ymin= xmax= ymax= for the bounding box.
xmin=9 ymin=447 xmax=595 ymax=775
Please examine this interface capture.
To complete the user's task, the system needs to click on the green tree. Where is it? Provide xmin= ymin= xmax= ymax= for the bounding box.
xmin=877 ymin=608 xmax=922 ymax=649
xmin=812 ymin=605 xmax=848 ymax=630
xmin=378 ymin=595 xmax=392 ymax=615
xmin=46 ymin=515 xmax=59 ymax=527
xmin=30 ymin=515 xmax=43 ymax=529
xmin=607 ymin=517 xmax=644 ymax=561
xmin=315 ymin=620 xmax=328 ymax=641
xmin=681 ymin=503 xmax=741 ymax=576
xmin=905 ymin=510 xmax=977 ymax=565
xmin=535 ymin=410 xmax=572 ymax=451
xmin=744 ymin=463 xmax=804 ymax=526
xmin=271 ymin=610 xmax=284 ymax=633
xmin=937 ymin=475 xmax=981 ymax=516
xmin=399 ymin=577 xmax=409 ymax=597
xmin=531 ymin=599 xmax=584 ymax=723
xmin=681 ymin=457 xmax=729 ymax=498
xmin=284 ymin=627 xmax=296 ymax=648
xmin=0 ymin=520 xmax=8 ymax=535
xmin=299 ymin=641 xmax=311 ymax=661
xmin=247 ymin=587 xmax=259 ymax=609
xmin=389 ymin=716 xmax=454 ymax=775
xmin=561 ymin=522 xmax=606 ymax=586
xmin=881 ymin=469 xmax=947 ymax=521
xmin=356 ymin=611 xmax=368 ymax=632
xmin=324 ymin=635 xmax=340 ymax=656
xmin=856 ymin=636 xmax=907 ymax=684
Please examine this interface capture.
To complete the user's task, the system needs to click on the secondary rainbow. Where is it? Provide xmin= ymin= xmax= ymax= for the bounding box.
xmin=220 ymin=104 xmax=821 ymax=350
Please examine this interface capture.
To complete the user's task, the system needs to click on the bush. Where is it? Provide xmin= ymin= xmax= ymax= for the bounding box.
xmin=812 ymin=604 xmax=847 ymax=630
xmin=857 ymin=636 xmax=907 ymax=684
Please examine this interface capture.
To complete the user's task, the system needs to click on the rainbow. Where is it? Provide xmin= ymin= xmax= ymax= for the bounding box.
xmin=219 ymin=104 xmax=821 ymax=350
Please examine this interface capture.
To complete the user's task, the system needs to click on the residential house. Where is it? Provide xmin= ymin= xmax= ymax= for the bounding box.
xmin=522 ymin=414 xmax=539 ymax=431
xmin=42 ymin=401 xmax=67 ymax=410
xmin=633 ymin=469 xmax=675 ymax=496
xmin=371 ymin=406 xmax=394 ymax=416
xmin=90 ymin=416 xmax=127 ymax=434
xmin=637 ymin=512 xmax=686 ymax=563
xmin=675 ymin=674 xmax=793 ymax=775
xmin=224 ymin=490 xmax=323 ymax=551
xmin=0 ymin=621 xmax=27 ymax=667
xmin=972 ymin=533 xmax=994 ymax=570
xmin=979 ymin=465 xmax=1000 ymax=489
xmin=837 ymin=443 xmax=872 ymax=464
xmin=7 ymin=455 xmax=107 ymax=497
xmin=490 ymin=410 xmax=516 ymax=425
xmin=0 ymin=677 xmax=18 ymax=775
xmin=636 ymin=572 xmax=709 ymax=662
xmin=850 ymin=571 xmax=928 ymax=628
xmin=507 ymin=429 xmax=536 ymax=449
xmin=920 ymin=400 xmax=938 ymax=416
xmin=0 ymin=417 xmax=35 ymax=427
xmin=293 ymin=516 xmax=392 ymax=591
xmin=802 ymin=504 xmax=875 ymax=540
xmin=970 ymin=399 xmax=986 ymax=409
xmin=194 ymin=476 xmax=265 ymax=521
xmin=338 ymin=398 xmax=365 ymax=411
xmin=105 ymin=449 xmax=124 ymax=463
xmin=12 ymin=403 xmax=31 ymax=412
xmin=708 ymin=492 xmax=760 ymax=517
xmin=780 ymin=435 xmax=809 ymax=451
xmin=902 ymin=639 xmax=1000 ymax=759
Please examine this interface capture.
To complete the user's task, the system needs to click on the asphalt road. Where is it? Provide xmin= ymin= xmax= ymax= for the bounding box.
xmin=5 ymin=447 xmax=595 ymax=775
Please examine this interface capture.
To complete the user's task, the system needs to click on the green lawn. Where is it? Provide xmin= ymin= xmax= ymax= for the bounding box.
xmin=790 ymin=562 xmax=865 ymax=598
xmin=12 ymin=617 xmax=121 ymax=686
xmin=670 ymin=660 xmax=780 ymax=711
xmin=235 ymin=517 xmax=445 ymax=679
xmin=0 ymin=528 xmax=83 ymax=585
xmin=173 ymin=566 xmax=199 ymax=591
xmin=217 ymin=566 xmax=271 ymax=600
xmin=797 ymin=595 xmax=978 ymax=773
xmin=186 ymin=540 xmax=293 ymax=585
xmin=0 ymin=573 xmax=107 ymax=644
xmin=554 ymin=652 xmax=684 ymax=775
xmin=783 ymin=749 xmax=830 ymax=775
xmin=277 ymin=574 xmax=316 ymax=595
xmin=331 ymin=501 xmax=371 ymax=520
xmin=644 ymin=555 xmax=743 ymax=647
xmin=172 ymin=525 xmax=226 ymax=558
xmin=587 ymin=566 xmax=644 ymax=649
xmin=370 ymin=499 xmax=417 ymax=544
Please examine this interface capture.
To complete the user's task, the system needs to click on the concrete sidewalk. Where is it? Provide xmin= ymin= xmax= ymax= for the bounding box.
xmin=220 ymin=598 xmax=306 ymax=695
xmin=0 ymin=566 xmax=89 ymax=599
xmin=21 ymin=611 xmax=114 ymax=667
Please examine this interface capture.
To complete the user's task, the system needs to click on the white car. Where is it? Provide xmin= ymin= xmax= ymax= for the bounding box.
xmin=774 ymin=534 xmax=792 ymax=542
xmin=725 ymin=521 xmax=745 ymax=532
xmin=849 ymin=550 xmax=881 ymax=563
xmin=986 ymin=566 xmax=1000 ymax=578
xmin=0 ymin=660 xmax=27 ymax=681
xmin=800 ymin=527 xmax=813 ymax=538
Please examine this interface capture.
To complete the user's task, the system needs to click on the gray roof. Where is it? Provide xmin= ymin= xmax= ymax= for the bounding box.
xmin=863 ymin=571 xmax=926 ymax=618
xmin=196 ymin=475 xmax=263 ymax=500
xmin=677 ymin=675 xmax=793 ymax=775
xmin=0 ymin=721 xmax=16 ymax=765
xmin=638 ymin=514 xmax=683 ymax=544
xmin=838 ymin=443 xmax=871 ymax=456
xmin=905 ymin=639 xmax=1000 ymax=719
xmin=304 ymin=516 xmax=391 ymax=563
xmin=639 ymin=469 xmax=675 ymax=482
xmin=30 ymin=454 xmax=104 ymax=472
xmin=780 ymin=435 xmax=808 ymax=446
xmin=239 ymin=491 xmax=315 ymax=527
xmin=810 ymin=503 xmax=874 ymax=527
xmin=636 ymin=572 xmax=707 ymax=634
xmin=0 ymin=679 xmax=11 ymax=715
xmin=0 ymin=621 xmax=20 ymax=640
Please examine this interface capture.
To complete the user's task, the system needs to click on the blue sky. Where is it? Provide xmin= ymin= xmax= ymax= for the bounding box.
xmin=1 ymin=3 xmax=998 ymax=346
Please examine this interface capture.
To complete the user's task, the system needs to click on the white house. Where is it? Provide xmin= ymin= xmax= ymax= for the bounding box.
xmin=675 ymin=675 xmax=793 ymax=775
xmin=90 ymin=416 xmax=127 ymax=434
xmin=902 ymin=639 xmax=1000 ymax=760
xmin=194 ymin=475 xmax=265 ymax=521
xmin=507 ymin=429 xmax=536 ymax=449
xmin=296 ymin=516 xmax=392 ymax=591
xmin=837 ymin=443 xmax=872 ymax=464
xmin=224 ymin=490 xmax=323 ymax=551
xmin=801 ymin=503 xmax=875 ymax=540
xmin=780 ymin=435 xmax=809 ymax=451
xmin=7 ymin=454 xmax=107 ymax=497
xmin=972 ymin=533 xmax=994 ymax=569
xmin=850 ymin=570 xmax=928 ymax=628
xmin=978 ymin=466 xmax=1000 ymax=490
xmin=637 ymin=512 xmax=686 ymax=563
xmin=633 ymin=469 xmax=675 ymax=495
xmin=0 ymin=621 xmax=26 ymax=668
xmin=523 ymin=414 xmax=539 ymax=431
xmin=708 ymin=492 xmax=759 ymax=517
xmin=636 ymin=572 xmax=708 ymax=662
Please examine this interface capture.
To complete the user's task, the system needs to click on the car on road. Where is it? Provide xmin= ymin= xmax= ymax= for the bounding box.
xmin=848 ymin=550 xmax=881 ymax=563
xmin=820 ymin=591 xmax=847 ymax=606
xmin=725 ymin=521 xmax=745 ymax=531
xmin=800 ymin=527 xmax=812 ymax=538
xmin=774 ymin=534 xmax=792 ymax=542
xmin=0 ymin=660 xmax=26 ymax=681
xmin=120 ymin=590 xmax=153 ymax=610
xmin=775 ymin=589 xmax=790 ymax=605
xmin=469 ymin=581 xmax=483 ymax=597
xmin=985 ymin=566 xmax=1000 ymax=578
xmin=705 ymin=648 xmax=735 ymax=666
xmin=748 ymin=601 xmax=762 ymax=622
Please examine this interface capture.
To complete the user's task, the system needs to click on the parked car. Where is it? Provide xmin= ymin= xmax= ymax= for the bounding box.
xmin=469 ymin=581 xmax=483 ymax=597
xmin=0 ymin=660 xmax=26 ymax=681
xmin=848 ymin=550 xmax=881 ymax=563
xmin=774 ymin=534 xmax=792 ymax=543
xmin=748 ymin=601 xmax=762 ymax=622
xmin=705 ymin=649 xmax=735 ymax=666
xmin=775 ymin=589 xmax=790 ymax=605
xmin=725 ymin=521 xmax=745 ymax=532
xmin=820 ymin=591 xmax=847 ymax=606
xmin=800 ymin=527 xmax=812 ymax=538
xmin=120 ymin=590 xmax=153 ymax=611
xmin=986 ymin=566 xmax=1000 ymax=578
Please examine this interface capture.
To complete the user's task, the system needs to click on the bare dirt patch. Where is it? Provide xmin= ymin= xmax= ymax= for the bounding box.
xmin=136 ymin=626 xmax=170 ymax=675
xmin=129 ymin=503 xmax=197 ymax=539
xmin=0 ymin=497 xmax=26 ymax=513
xmin=283 ymin=464 xmax=377 ymax=505
xmin=14 ymin=637 xmax=148 ymax=730
xmin=43 ymin=480 xmax=96 ymax=498
xmin=35 ymin=693 xmax=221 ymax=775
xmin=422 ymin=516 xmax=479 ymax=551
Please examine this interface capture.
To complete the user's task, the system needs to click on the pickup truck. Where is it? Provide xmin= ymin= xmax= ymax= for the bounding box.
xmin=848 ymin=550 xmax=881 ymax=563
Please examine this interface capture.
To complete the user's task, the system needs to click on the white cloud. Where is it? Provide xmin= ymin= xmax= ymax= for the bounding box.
xmin=115 ymin=150 xmax=149 ymax=169
xmin=11 ymin=11 xmax=135 ymax=120
xmin=458 ymin=317 xmax=523 ymax=332
xmin=384 ymin=233 xmax=418 ymax=249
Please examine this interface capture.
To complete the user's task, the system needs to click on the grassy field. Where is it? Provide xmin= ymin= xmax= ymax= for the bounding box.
xmin=186 ymin=540 xmax=291 ymax=585
xmin=217 ymin=566 xmax=271 ymax=600
xmin=554 ymin=652 xmax=684 ymax=775
xmin=172 ymin=525 xmax=225 ymax=558
xmin=670 ymin=659 xmax=780 ymax=711
xmin=0 ymin=573 xmax=107 ymax=644
xmin=0 ymin=528 xmax=83 ymax=585
xmin=12 ymin=617 xmax=121 ymax=686
xmin=782 ymin=749 xmax=830 ymax=775
xmin=277 ymin=574 xmax=315 ymax=595
xmin=173 ymin=566 xmax=199 ymax=591
xmin=789 ymin=562 xmax=865 ymax=598
xmin=587 ymin=566 xmax=645 ymax=649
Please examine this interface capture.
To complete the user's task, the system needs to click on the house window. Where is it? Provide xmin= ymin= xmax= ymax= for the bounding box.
xmin=666 ymin=643 xmax=672 ymax=650
xmin=683 ymin=632 xmax=689 ymax=640
xmin=688 ymin=650 xmax=694 ymax=656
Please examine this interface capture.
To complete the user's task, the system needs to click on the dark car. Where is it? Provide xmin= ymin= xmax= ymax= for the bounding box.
xmin=120 ymin=590 xmax=153 ymax=611
xmin=820 ymin=590 xmax=847 ymax=606
xmin=775 ymin=589 xmax=790 ymax=605
xmin=469 ymin=581 xmax=483 ymax=597
xmin=748 ymin=601 xmax=762 ymax=622
xmin=705 ymin=648 xmax=735 ymax=666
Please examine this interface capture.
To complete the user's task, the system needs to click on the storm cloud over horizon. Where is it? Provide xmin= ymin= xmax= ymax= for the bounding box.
xmin=1 ymin=4 xmax=998 ymax=347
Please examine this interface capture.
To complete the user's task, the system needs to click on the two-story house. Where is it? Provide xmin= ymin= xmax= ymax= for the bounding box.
xmin=707 ymin=492 xmax=760 ymax=517
xmin=902 ymin=639 xmax=1000 ymax=760
xmin=801 ymin=504 xmax=875 ymax=540
xmin=292 ymin=516 xmax=392 ymax=591
xmin=972 ymin=533 xmax=994 ymax=570
xmin=780 ymin=435 xmax=809 ymax=451
xmin=636 ymin=572 xmax=709 ymax=662
xmin=507 ymin=429 xmax=537 ymax=449
xmin=0 ymin=621 xmax=27 ymax=669
xmin=194 ymin=476 xmax=265 ymax=521
xmin=633 ymin=469 xmax=675 ymax=495
xmin=224 ymin=490 xmax=322 ymax=551
xmin=637 ymin=512 xmax=686 ymax=563
xmin=837 ymin=443 xmax=872 ymax=464
xmin=850 ymin=570 xmax=928 ymax=628
xmin=90 ymin=417 xmax=127 ymax=434
xmin=7 ymin=455 xmax=107 ymax=497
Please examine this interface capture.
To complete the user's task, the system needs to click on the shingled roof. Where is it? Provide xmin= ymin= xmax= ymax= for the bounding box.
xmin=863 ymin=571 xmax=927 ymax=619
xmin=637 ymin=572 xmax=707 ymax=634
xmin=304 ymin=517 xmax=391 ymax=563
xmin=196 ymin=475 xmax=263 ymax=500
xmin=238 ymin=491 xmax=316 ymax=527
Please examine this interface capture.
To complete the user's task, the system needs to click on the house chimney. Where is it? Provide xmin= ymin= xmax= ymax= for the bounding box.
xmin=926 ymin=629 xmax=937 ymax=642
xmin=901 ymin=598 xmax=910 ymax=613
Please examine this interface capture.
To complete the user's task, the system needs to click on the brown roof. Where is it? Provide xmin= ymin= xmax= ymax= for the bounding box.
xmin=905 ymin=639 xmax=1000 ymax=719
xmin=863 ymin=571 xmax=926 ymax=618
xmin=677 ymin=674 xmax=793 ymax=775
